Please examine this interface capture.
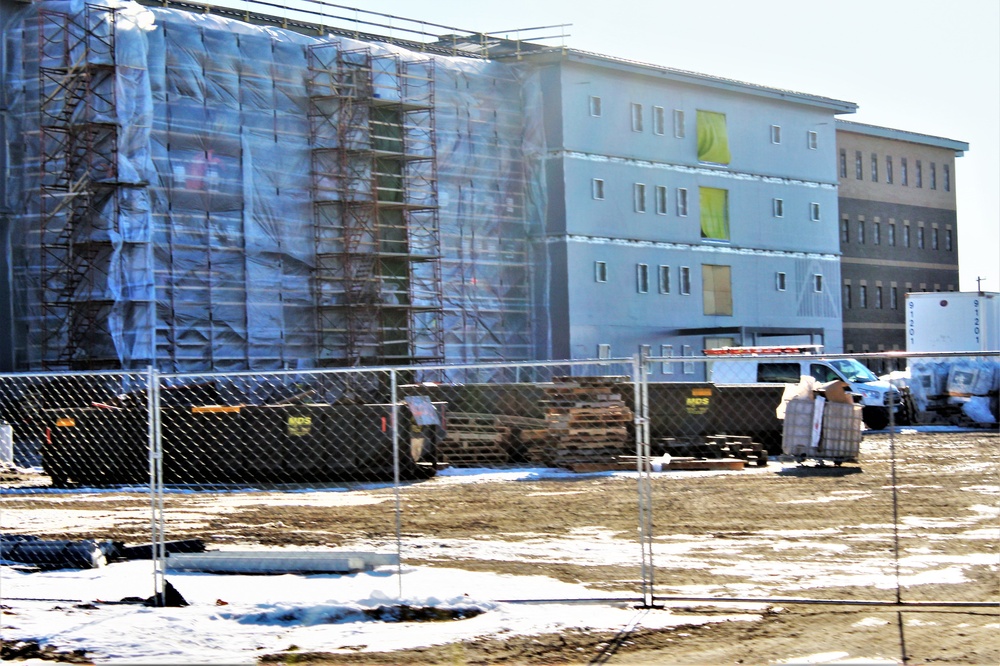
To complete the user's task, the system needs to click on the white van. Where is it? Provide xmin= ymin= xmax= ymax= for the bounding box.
xmin=706 ymin=345 xmax=901 ymax=430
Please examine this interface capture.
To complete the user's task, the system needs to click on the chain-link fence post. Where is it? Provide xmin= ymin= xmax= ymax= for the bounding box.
xmin=148 ymin=365 xmax=166 ymax=607
xmin=634 ymin=353 xmax=655 ymax=607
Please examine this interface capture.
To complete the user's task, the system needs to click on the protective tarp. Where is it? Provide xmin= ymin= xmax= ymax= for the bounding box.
xmin=696 ymin=109 xmax=731 ymax=165
xmin=3 ymin=0 xmax=546 ymax=371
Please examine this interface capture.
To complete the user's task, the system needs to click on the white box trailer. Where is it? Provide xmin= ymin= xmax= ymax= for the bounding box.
xmin=905 ymin=291 xmax=1000 ymax=352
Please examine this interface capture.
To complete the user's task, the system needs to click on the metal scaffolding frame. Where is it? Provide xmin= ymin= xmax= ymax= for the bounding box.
xmin=308 ymin=44 xmax=444 ymax=367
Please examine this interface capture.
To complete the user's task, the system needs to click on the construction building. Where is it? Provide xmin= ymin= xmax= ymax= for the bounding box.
xmin=0 ymin=0 xmax=958 ymax=379
xmin=835 ymin=121 xmax=968 ymax=372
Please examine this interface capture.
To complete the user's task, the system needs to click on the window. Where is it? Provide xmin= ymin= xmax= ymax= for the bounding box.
xmin=680 ymin=266 xmax=691 ymax=295
xmin=875 ymin=285 xmax=883 ymax=309
xmin=901 ymin=157 xmax=908 ymax=185
xmin=945 ymin=228 xmax=953 ymax=251
xmin=673 ymin=109 xmax=685 ymax=138
xmin=654 ymin=185 xmax=668 ymax=215
xmin=810 ymin=202 xmax=821 ymax=222
xmin=843 ymin=282 xmax=852 ymax=309
xmin=658 ymin=265 xmax=670 ymax=293
xmin=597 ymin=343 xmax=611 ymax=359
xmin=770 ymin=125 xmax=782 ymax=144
xmin=591 ymin=178 xmax=605 ymax=200
xmin=917 ymin=225 xmax=925 ymax=249
xmin=859 ymin=285 xmax=868 ymax=308
xmin=943 ymin=164 xmax=950 ymax=191
xmin=930 ymin=162 xmax=937 ymax=190
xmin=653 ymin=106 xmax=665 ymax=135
xmin=840 ymin=217 xmax=850 ymax=243
xmin=702 ymin=264 xmax=733 ymax=315
xmin=589 ymin=96 xmax=602 ymax=117
xmin=772 ymin=198 xmax=784 ymax=218
xmin=916 ymin=160 xmax=923 ymax=188
xmin=855 ymin=150 xmax=863 ymax=179
xmin=814 ymin=274 xmax=823 ymax=292
xmin=594 ymin=261 xmax=607 ymax=283
xmin=661 ymin=345 xmax=674 ymax=374
xmin=807 ymin=131 xmax=818 ymax=150
xmin=682 ymin=345 xmax=695 ymax=375
xmin=932 ymin=227 xmax=939 ymax=250
xmin=636 ymin=263 xmax=649 ymax=293
xmin=903 ymin=224 xmax=911 ymax=247
xmin=839 ymin=149 xmax=847 ymax=178
xmin=640 ymin=344 xmax=652 ymax=364
xmin=696 ymin=110 xmax=731 ymax=164
xmin=890 ymin=286 xmax=898 ymax=309
xmin=630 ymin=103 xmax=644 ymax=131
xmin=888 ymin=222 xmax=896 ymax=246
xmin=700 ymin=187 xmax=730 ymax=240
xmin=857 ymin=220 xmax=865 ymax=244
xmin=676 ymin=188 xmax=689 ymax=216
xmin=633 ymin=183 xmax=647 ymax=212
xmin=871 ymin=153 xmax=878 ymax=182
xmin=776 ymin=272 xmax=787 ymax=291
xmin=886 ymin=155 xmax=894 ymax=184
xmin=873 ymin=221 xmax=880 ymax=245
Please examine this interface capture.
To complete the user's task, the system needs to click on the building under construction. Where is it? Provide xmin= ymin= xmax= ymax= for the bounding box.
xmin=2 ymin=0 xmax=859 ymax=377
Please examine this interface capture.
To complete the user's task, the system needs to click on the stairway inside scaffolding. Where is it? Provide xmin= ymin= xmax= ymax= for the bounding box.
xmin=36 ymin=5 xmax=147 ymax=369
xmin=308 ymin=44 xmax=444 ymax=366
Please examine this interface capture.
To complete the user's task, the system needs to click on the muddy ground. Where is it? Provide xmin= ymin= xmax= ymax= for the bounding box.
xmin=2 ymin=429 xmax=998 ymax=664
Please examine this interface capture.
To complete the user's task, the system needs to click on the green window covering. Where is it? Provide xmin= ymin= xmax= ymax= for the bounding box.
xmin=699 ymin=187 xmax=730 ymax=240
xmin=696 ymin=110 xmax=731 ymax=164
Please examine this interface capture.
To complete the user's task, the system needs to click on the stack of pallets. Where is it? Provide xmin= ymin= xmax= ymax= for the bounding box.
xmin=439 ymin=413 xmax=512 ymax=466
xmin=527 ymin=377 xmax=633 ymax=471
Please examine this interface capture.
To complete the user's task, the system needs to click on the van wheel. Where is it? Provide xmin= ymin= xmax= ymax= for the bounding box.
xmin=861 ymin=407 xmax=890 ymax=431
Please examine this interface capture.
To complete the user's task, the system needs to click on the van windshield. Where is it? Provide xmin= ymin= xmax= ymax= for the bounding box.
xmin=828 ymin=359 xmax=879 ymax=383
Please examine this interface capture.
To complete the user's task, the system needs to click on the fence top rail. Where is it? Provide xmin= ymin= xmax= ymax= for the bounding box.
xmin=0 ymin=369 xmax=149 ymax=380
xmin=647 ymin=350 xmax=1000 ymax=361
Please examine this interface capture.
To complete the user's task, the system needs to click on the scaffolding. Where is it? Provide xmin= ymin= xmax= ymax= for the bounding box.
xmin=308 ymin=44 xmax=444 ymax=366
xmin=36 ymin=4 xmax=149 ymax=369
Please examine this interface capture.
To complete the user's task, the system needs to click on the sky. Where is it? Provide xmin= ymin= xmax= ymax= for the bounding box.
xmin=287 ymin=0 xmax=999 ymax=293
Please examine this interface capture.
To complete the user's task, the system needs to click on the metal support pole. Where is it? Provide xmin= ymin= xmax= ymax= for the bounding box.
xmin=633 ymin=354 xmax=654 ymax=607
xmin=147 ymin=366 xmax=165 ymax=606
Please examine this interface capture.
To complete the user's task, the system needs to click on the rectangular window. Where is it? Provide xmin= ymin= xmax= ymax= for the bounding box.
xmin=888 ymin=222 xmax=896 ymax=246
xmin=702 ymin=264 xmax=733 ymax=315
xmin=676 ymin=188 xmax=689 ymax=216
xmin=901 ymin=157 xmax=908 ymax=185
xmin=770 ymin=125 xmax=782 ymax=144
xmin=890 ymin=286 xmax=898 ymax=309
xmin=654 ymin=185 xmax=668 ymax=215
xmin=594 ymin=261 xmax=607 ymax=283
xmin=840 ymin=218 xmax=850 ymax=243
xmin=855 ymin=150 xmax=863 ymax=179
xmin=682 ymin=345 xmax=695 ymax=375
xmin=932 ymin=227 xmax=939 ymax=250
xmin=859 ymin=284 xmax=868 ymax=308
xmin=589 ymin=95 xmax=602 ymax=117
xmin=636 ymin=263 xmax=649 ymax=293
xmin=591 ymin=178 xmax=605 ymax=200
xmin=871 ymin=153 xmax=878 ymax=182
xmin=661 ymin=345 xmax=674 ymax=374
xmin=640 ymin=344 xmax=652 ymax=363
xmin=917 ymin=226 xmax=925 ymax=249
xmin=875 ymin=285 xmax=883 ymax=309
xmin=658 ymin=265 xmax=670 ymax=293
xmin=653 ymin=106 xmax=665 ymax=135
xmin=945 ymin=228 xmax=953 ymax=251
xmin=772 ymin=198 xmax=784 ymax=218
xmin=930 ymin=162 xmax=937 ymax=190
xmin=814 ymin=274 xmax=823 ymax=293
xmin=700 ymin=187 xmax=730 ymax=240
xmin=696 ymin=110 xmax=731 ymax=164
xmin=943 ymin=164 xmax=950 ymax=191
xmin=807 ymin=131 xmax=818 ymax=150
xmin=776 ymin=272 xmax=787 ymax=291
xmin=857 ymin=220 xmax=865 ymax=244
xmin=873 ymin=221 xmax=880 ymax=245
xmin=634 ymin=183 xmax=647 ymax=213
xmin=631 ymin=103 xmax=644 ymax=132
xmin=810 ymin=202 xmax=821 ymax=222
xmin=843 ymin=283 xmax=852 ymax=309
xmin=680 ymin=266 xmax=691 ymax=295
xmin=916 ymin=160 xmax=923 ymax=188
xmin=886 ymin=155 xmax=894 ymax=184
xmin=903 ymin=224 xmax=911 ymax=247
xmin=673 ymin=109 xmax=685 ymax=138
xmin=839 ymin=149 xmax=847 ymax=178
xmin=597 ymin=343 xmax=611 ymax=359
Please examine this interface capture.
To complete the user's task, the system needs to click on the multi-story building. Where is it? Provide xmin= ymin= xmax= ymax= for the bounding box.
xmin=835 ymin=121 xmax=968 ymax=370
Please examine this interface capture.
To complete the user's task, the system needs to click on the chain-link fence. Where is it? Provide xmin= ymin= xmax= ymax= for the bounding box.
xmin=2 ymin=352 xmax=997 ymax=622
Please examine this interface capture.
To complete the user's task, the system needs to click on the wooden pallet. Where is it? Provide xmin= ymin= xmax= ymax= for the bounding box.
xmin=619 ymin=455 xmax=746 ymax=471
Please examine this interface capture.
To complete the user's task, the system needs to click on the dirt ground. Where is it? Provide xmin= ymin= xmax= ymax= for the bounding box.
xmin=2 ymin=429 xmax=998 ymax=664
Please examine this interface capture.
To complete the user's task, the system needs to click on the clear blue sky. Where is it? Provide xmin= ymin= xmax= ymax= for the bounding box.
xmin=291 ymin=0 xmax=999 ymax=292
